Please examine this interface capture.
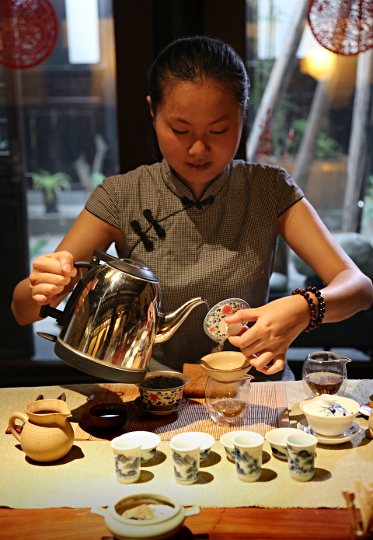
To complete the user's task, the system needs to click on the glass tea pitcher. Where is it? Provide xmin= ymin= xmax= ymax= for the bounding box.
xmin=302 ymin=351 xmax=351 ymax=398
xmin=205 ymin=375 xmax=253 ymax=425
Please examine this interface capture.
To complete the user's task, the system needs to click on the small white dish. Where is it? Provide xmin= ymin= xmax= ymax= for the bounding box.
xmin=203 ymin=298 xmax=250 ymax=342
xmin=297 ymin=418 xmax=361 ymax=445
xmin=135 ymin=396 xmax=189 ymax=416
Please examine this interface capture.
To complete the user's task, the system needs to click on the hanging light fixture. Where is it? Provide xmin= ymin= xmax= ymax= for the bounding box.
xmin=0 ymin=0 xmax=58 ymax=69
xmin=308 ymin=0 xmax=373 ymax=56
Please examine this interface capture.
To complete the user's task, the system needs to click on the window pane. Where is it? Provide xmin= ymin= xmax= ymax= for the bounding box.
xmin=246 ymin=1 xmax=372 ymax=238
xmin=15 ymin=0 xmax=119 ymax=359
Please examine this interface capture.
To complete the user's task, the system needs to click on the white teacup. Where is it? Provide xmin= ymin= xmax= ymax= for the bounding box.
xmin=286 ymin=432 xmax=318 ymax=482
xmin=170 ymin=432 xmax=214 ymax=462
xmin=233 ymin=432 xmax=264 ymax=482
xmin=110 ymin=437 xmax=141 ymax=484
xmin=170 ymin=437 xmax=200 ymax=485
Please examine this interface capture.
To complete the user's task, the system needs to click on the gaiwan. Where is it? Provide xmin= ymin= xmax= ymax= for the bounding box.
xmin=299 ymin=395 xmax=360 ymax=436
xmin=136 ymin=371 xmax=189 ymax=410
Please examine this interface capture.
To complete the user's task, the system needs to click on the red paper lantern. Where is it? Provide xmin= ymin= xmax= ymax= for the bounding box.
xmin=308 ymin=0 xmax=373 ymax=56
xmin=0 ymin=0 xmax=58 ymax=69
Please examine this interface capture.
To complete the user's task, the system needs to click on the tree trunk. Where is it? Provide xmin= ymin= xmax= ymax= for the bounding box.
xmin=342 ymin=49 xmax=373 ymax=232
xmin=292 ymin=80 xmax=328 ymax=191
xmin=246 ymin=0 xmax=308 ymax=162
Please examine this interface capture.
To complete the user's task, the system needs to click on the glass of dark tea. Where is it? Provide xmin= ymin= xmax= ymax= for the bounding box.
xmin=302 ymin=351 xmax=351 ymax=398
xmin=205 ymin=375 xmax=252 ymax=425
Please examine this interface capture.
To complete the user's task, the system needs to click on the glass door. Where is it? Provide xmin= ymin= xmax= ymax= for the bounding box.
xmin=4 ymin=0 xmax=119 ymax=360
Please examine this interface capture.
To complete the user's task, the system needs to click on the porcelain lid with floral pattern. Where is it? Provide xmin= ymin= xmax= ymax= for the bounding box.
xmin=300 ymin=395 xmax=360 ymax=418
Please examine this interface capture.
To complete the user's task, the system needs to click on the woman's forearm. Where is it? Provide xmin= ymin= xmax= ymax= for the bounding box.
xmin=318 ymin=268 xmax=373 ymax=323
xmin=12 ymin=278 xmax=45 ymax=326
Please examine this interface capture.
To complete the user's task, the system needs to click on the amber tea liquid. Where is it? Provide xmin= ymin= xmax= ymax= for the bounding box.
xmin=305 ymin=371 xmax=344 ymax=395
xmin=212 ymin=399 xmax=246 ymax=417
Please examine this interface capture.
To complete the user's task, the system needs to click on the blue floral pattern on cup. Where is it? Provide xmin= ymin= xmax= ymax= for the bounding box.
xmin=318 ymin=403 xmax=349 ymax=417
xmin=287 ymin=446 xmax=315 ymax=478
xmin=172 ymin=452 xmax=199 ymax=483
xmin=225 ymin=447 xmax=235 ymax=461
xmin=271 ymin=447 xmax=288 ymax=459
xmin=141 ymin=447 xmax=156 ymax=463
xmin=200 ymin=448 xmax=210 ymax=462
xmin=235 ymin=448 xmax=261 ymax=478
xmin=114 ymin=454 xmax=140 ymax=481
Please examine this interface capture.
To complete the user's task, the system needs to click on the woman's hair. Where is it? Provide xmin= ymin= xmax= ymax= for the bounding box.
xmin=148 ymin=36 xmax=250 ymax=116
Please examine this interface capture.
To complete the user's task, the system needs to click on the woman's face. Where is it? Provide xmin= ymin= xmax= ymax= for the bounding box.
xmin=149 ymin=78 xmax=244 ymax=199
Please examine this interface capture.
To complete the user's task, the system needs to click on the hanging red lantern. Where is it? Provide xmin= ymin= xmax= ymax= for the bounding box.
xmin=308 ymin=0 xmax=373 ymax=56
xmin=0 ymin=0 xmax=58 ymax=69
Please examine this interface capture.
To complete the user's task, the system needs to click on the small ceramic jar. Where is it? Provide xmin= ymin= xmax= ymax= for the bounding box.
xmin=92 ymin=493 xmax=199 ymax=540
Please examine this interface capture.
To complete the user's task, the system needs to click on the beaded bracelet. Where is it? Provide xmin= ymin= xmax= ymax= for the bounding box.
xmin=291 ymin=287 xmax=326 ymax=332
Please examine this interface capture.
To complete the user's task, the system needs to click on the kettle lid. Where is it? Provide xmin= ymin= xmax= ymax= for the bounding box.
xmin=93 ymin=249 xmax=157 ymax=282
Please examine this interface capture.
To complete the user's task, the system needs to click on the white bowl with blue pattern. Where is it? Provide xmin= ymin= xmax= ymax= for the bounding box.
xmin=300 ymin=395 xmax=360 ymax=437
xmin=136 ymin=371 xmax=189 ymax=410
xmin=220 ymin=430 xmax=248 ymax=461
xmin=265 ymin=427 xmax=297 ymax=460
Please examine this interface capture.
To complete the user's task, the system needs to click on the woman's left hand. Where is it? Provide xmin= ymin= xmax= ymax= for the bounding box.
xmin=224 ymin=295 xmax=310 ymax=374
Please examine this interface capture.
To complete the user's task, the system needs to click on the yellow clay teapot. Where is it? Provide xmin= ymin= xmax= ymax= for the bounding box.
xmin=8 ymin=398 xmax=74 ymax=462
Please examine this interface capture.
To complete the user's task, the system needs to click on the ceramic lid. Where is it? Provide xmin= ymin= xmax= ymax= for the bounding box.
xmin=301 ymin=395 xmax=359 ymax=417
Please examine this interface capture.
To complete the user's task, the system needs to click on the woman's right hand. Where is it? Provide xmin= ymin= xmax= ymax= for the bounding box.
xmin=29 ymin=251 xmax=78 ymax=305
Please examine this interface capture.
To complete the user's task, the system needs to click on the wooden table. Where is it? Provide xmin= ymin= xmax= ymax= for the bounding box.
xmin=2 ymin=380 xmax=370 ymax=540
xmin=0 ymin=506 xmax=354 ymax=539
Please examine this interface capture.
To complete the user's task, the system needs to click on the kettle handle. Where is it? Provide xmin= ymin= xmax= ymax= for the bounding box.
xmin=39 ymin=260 xmax=97 ymax=322
xmin=92 ymin=248 xmax=118 ymax=264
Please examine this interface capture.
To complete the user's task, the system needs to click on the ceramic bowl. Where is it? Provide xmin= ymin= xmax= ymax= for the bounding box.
xmin=89 ymin=403 xmax=127 ymax=430
xmin=170 ymin=432 xmax=215 ymax=462
xmin=265 ymin=428 xmax=298 ymax=460
xmin=92 ymin=493 xmax=199 ymax=540
xmin=200 ymin=352 xmax=252 ymax=382
xmin=113 ymin=431 xmax=161 ymax=463
xmin=299 ymin=395 xmax=360 ymax=437
xmin=220 ymin=430 xmax=249 ymax=461
xmin=136 ymin=371 xmax=189 ymax=410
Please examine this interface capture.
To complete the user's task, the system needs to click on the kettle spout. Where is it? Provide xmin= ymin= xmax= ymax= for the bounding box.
xmin=155 ymin=297 xmax=207 ymax=343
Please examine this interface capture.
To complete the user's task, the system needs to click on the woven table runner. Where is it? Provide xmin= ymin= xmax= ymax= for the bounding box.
xmin=1 ymin=381 xmax=372 ymax=509
xmin=75 ymin=382 xmax=289 ymax=441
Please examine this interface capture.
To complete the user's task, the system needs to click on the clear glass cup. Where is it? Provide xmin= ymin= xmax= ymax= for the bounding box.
xmin=302 ymin=351 xmax=351 ymax=398
xmin=205 ymin=375 xmax=253 ymax=425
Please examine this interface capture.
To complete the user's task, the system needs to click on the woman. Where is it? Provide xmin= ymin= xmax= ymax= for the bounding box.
xmin=11 ymin=36 xmax=373 ymax=381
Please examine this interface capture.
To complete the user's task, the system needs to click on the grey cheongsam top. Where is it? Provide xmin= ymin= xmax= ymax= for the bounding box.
xmin=85 ymin=159 xmax=304 ymax=380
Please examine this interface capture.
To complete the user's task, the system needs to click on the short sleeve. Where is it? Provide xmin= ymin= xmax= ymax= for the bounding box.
xmin=85 ymin=176 xmax=121 ymax=229
xmin=274 ymin=166 xmax=304 ymax=216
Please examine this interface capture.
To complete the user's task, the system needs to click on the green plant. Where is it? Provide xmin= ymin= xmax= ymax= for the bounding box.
xmin=290 ymin=119 xmax=342 ymax=160
xmin=365 ymin=175 xmax=373 ymax=198
xmin=91 ymin=171 xmax=105 ymax=189
xmin=33 ymin=170 xmax=71 ymax=203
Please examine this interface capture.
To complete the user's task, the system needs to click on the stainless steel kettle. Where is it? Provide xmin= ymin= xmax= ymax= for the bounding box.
xmin=38 ymin=249 xmax=206 ymax=383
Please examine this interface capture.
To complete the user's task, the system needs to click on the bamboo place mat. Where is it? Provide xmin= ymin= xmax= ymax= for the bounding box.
xmin=75 ymin=382 xmax=289 ymax=441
